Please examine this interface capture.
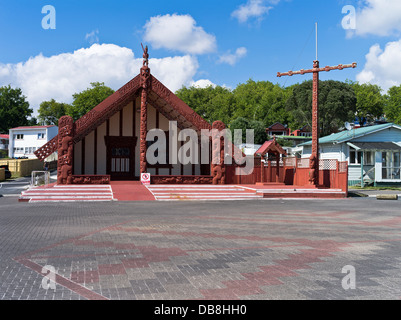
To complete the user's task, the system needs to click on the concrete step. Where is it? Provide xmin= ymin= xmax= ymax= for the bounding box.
xmin=19 ymin=185 xmax=114 ymax=202
xmin=147 ymin=185 xmax=263 ymax=201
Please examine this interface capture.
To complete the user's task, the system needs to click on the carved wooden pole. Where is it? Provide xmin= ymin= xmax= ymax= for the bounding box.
xmin=310 ymin=60 xmax=319 ymax=185
xmin=275 ymin=152 xmax=280 ymax=183
xmin=278 ymin=61 xmax=356 ymax=187
xmin=211 ymin=121 xmax=226 ymax=185
xmin=57 ymin=116 xmax=74 ymax=185
xmin=268 ymin=158 xmax=272 ymax=183
xmin=140 ymin=45 xmax=150 ymax=175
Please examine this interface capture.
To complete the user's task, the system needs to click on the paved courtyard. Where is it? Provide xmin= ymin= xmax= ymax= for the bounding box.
xmin=1 ymin=196 xmax=401 ymax=300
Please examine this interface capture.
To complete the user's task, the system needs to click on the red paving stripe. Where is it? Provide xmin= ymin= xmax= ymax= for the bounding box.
xmin=15 ymin=258 xmax=108 ymax=300
xmin=111 ymin=226 xmax=343 ymax=249
xmin=200 ymin=241 xmax=348 ymax=299
xmin=15 ymin=219 xmax=137 ymax=260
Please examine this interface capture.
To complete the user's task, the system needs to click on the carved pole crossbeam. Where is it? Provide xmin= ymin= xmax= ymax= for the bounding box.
xmin=277 ymin=63 xmax=356 ymax=78
xmin=277 ymin=60 xmax=357 ymax=186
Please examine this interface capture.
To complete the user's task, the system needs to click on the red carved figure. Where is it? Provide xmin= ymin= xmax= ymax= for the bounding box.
xmin=211 ymin=121 xmax=226 ymax=185
xmin=309 ymin=154 xmax=318 ymax=185
xmin=58 ymin=155 xmax=73 ymax=185
xmin=57 ymin=116 xmax=75 ymax=185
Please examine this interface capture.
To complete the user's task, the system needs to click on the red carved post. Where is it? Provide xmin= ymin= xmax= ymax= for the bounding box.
xmin=310 ymin=60 xmax=320 ymax=185
xmin=275 ymin=152 xmax=280 ymax=183
xmin=57 ymin=116 xmax=75 ymax=185
xmin=211 ymin=121 xmax=226 ymax=185
xmin=140 ymin=45 xmax=151 ymax=175
xmin=268 ymin=159 xmax=272 ymax=183
xmin=260 ymin=156 xmax=264 ymax=183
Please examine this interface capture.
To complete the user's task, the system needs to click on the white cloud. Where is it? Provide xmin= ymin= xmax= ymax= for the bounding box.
xmin=232 ymin=0 xmax=279 ymax=23
xmin=0 ymin=44 xmax=200 ymax=115
xmin=350 ymin=0 xmax=401 ymax=37
xmin=356 ymin=39 xmax=401 ymax=92
xmin=143 ymin=14 xmax=217 ymax=55
xmin=189 ymin=79 xmax=217 ymax=88
xmin=218 ymin=47 xmax=247 ymax=66
xmin=85 ymin=29 xmax=99 ymax=44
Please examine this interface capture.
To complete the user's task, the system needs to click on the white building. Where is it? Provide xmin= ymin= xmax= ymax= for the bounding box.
xmin=300 ymin=123 xmax=401 ymax=186
xmin=0 ymin=134 xmax=9 ymax=151
xmin=8 ymin=126 xmax=58 ymax=159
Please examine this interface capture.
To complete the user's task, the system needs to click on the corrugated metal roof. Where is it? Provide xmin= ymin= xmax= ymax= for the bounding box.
xmin=300 ymin=123 xmax=401 ymax=146
xmin=349 ymin=142 xmax=401 ymax=150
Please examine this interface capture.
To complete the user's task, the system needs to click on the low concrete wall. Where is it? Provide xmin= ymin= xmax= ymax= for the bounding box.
xmin=0 ymin=159 xmax=45 ymax=178
xmin=0 ymin=168 xmax=5 ymax=181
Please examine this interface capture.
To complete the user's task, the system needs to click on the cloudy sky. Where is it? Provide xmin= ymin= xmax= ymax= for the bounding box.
xmin=1 ymin=0 xmax=401 ymax=115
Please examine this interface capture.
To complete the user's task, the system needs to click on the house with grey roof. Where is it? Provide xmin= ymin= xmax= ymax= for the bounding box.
xmin=300 ymin=123 xmax=401 ymax=186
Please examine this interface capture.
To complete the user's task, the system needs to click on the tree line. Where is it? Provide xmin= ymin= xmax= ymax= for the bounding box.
xmin=1 ymin=79 xmax=401 ymax=144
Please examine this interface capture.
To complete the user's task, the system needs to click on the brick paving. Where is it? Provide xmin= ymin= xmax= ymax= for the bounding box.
xmin=1 ymin=196 xmax=401 ymax=300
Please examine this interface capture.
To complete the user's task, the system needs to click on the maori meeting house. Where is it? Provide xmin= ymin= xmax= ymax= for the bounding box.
xmin=33 ymin=48 xmax=349 ymax=199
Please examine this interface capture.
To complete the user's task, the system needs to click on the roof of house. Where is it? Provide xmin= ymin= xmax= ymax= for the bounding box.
xmin=299 ymin=123 xmax=401 ymax=146
xmin=0 ymin=134 xmax=9 ymax=139
xmin=267 ymin=122 xmax=288 ymax=130
xmin=348 ymin=142 xmax=401 ymax=151
xmin=255 ymin=139 xmax=287 ymax=156
xmin=9 ymin=125 xmax=56 ymax=130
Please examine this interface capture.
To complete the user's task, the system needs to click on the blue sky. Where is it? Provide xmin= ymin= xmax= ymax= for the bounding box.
xmin=1 ymin=0 xmax=401 ymax=114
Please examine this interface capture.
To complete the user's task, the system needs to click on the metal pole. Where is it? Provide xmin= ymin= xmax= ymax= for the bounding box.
xmin=316 ymin=22 xmax=318 ymax=61
xmin=361 ymin=152 xmax=365 ymax=188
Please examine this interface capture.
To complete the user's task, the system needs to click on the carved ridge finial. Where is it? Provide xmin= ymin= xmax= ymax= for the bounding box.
xmin=141 ymin=43 xmax=149 ymax=67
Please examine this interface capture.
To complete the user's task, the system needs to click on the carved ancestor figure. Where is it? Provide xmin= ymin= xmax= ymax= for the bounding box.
xmin=309 ymin=154 xmax=318 ymax=185
xmin=141 ymin=43 xmax=149 ymax=67
xmin=57 ymin=116 xmax=74 ymax=185
xmin=58 ymin=155 xmax=73 ymax=185
xmin=211 ymin=121 xmax=226 ymax=185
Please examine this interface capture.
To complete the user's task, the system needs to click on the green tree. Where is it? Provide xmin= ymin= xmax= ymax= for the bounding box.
xmin=349 ymin=81 xmax=384 ymax=126
xmin=0 ymin=85 xmax=33 ymax=133
xmin=233 ymin=79 xmax=292 ymax=128
xmin=67 ymin=82 xmax=115 ymax=121
xmin=38 ymin=99 xmax=69 ymax=125
xmin=175 ymin=85 xmax=235 ymax=125
xmin=286 ymin=80 xmax=356 ymax=137
xmin=27 ymin=117 xmax=38 ymax=126
xmin=229 ymin=117 xmax=267 ymax=144
xmin=384 ymin=85 xmax=401 ymax=125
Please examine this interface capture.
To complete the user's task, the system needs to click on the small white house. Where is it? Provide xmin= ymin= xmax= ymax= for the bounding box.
xmin=8 ymin=126 xmax=58 ymax=159
xmin=300 ymin=123 xmax=401 ymax=186
xmin=0 ymin=134 xmax=9 ymax=151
